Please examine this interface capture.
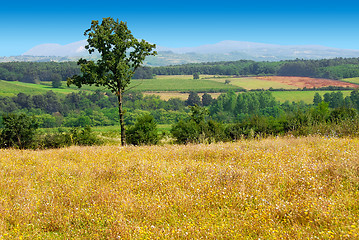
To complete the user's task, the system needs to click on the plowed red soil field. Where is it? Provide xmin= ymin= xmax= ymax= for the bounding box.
xmin=256 ymin=76 xmax=359 ymax=89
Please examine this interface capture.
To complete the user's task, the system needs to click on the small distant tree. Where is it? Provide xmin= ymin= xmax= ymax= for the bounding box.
xmin=51 ymin=74 xmax=62 ymax=88
xmin=202 ymin=92 xmax=213 ymax=106
xmin=313 ymin=92 xmax=322 ymax=106
xmin=186 ymin=91 xmax=201 ymax=106
xmin=14 ymin=93 xmax=33 ymax=109
xmin=224 ymin=79 xmax=231 ymax=84
xmin=67 ymin=17 xmax=157 ymax=145
xmin=193 ymin=72 xmax=200 ymax=79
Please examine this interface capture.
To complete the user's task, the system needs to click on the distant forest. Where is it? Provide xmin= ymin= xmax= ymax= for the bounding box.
xmin=1 ymin=58 xmax=359 ymax=83
xmin=152 ymin=58 xmax=359 ymax=80
xmin=0 ymin=62 xmax=153 ymax=83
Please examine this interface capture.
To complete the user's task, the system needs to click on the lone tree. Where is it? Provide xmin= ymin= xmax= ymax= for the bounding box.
xmin=193 ymin=72 xmax=200 ymax=79
xmin=51 ymin=73 xmax=62 ymax=88
xmin=67 ymin=17 xmax=156 ymax=145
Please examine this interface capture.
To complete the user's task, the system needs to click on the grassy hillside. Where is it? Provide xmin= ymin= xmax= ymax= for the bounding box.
xmin=0 ymin=80 xmax=115 ymax=97
xmin=0 ymin=136 xmax=358 ymax=239
xmin=0 ymin=80 xmax=76 ymax=96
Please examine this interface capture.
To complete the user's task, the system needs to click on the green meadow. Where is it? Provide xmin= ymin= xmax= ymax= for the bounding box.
xmin=342 ymin=77 xmax=359 ymax=85
xmin=128 ymin=77 xmax=241 ymax=92
xmin=271 ymin=90 xmax=352 ymax=103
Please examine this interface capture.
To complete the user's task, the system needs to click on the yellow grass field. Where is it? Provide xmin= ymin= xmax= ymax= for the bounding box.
xmin=0 ymin=137 xmax=359 ymax=239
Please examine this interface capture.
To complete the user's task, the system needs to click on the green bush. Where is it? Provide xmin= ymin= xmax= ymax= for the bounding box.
xmin=66 ymin=126 xmax=103 ymax=146
xmin=0 ymin=113 xmax=38 ymax=149
xmin=36 ymin=132 xmax=68 ymax=149
xmin=127 ymin=114 xmax=159 ymax=145
xmin=171 ymin=105 xmax=225 ymax=144
xmin=37 ymin=126 xmax=103 ymax=149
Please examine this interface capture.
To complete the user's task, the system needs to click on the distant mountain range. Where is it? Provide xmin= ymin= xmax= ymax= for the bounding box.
xmin=23 ymin=40 xmax=88 ymax=57
xmin=1 ymin=40 xmax=359 ymax=66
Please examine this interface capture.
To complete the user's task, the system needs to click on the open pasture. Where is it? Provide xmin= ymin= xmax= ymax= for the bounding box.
xmin=128 ymin=76 xmax=240 ymax=92
xmin=272 ymin=90 xmax=352 ymax=103
xmin=0 ymin=136 xmax=358 ymax=239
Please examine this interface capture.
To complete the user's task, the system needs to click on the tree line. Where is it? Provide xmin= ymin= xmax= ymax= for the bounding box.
xmin=0 ymin=62 xmax=153 ymax=84
xmin=152 ymin=58 xmax=359 ymax=80
xmin=1 ymin=58 xmax=359 ymax=85
xmin=2 ymin=89 xmax=359 ymax=148
xmin=2 ymin=90 xmax=359 ymax=127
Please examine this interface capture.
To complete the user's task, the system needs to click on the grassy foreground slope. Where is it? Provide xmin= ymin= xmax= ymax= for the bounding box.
xmin=0 ymin=80 xmax=84 ymax=96
xmin=1 ymin=137 xmax=358 ymax=239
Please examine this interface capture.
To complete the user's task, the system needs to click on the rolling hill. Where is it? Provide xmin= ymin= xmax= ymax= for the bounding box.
xmin=1 ymin=40 xmax=359 ymax=66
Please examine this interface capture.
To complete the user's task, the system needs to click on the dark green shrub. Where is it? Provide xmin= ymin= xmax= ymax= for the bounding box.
xmin=67 ymin=126 xmax=103 ymax=146
xmin=51 ymin=73 xmax=62 ymax=88
xmin=171 ymin=119 xmax=202 ymax=144
xmin=193 ymin=72 xmax=200 ymax=79
xmin=37 ymin=133 xmax=69 ymax=149
xmin=328 ymin=107 xmax=357 ymax=123
xmin=171 ymin=105 xmax=225 ymax=144
xmin=0 ymin=113 xmax=38 ymax=149
xmin=37 ymin=127 xmax=103 ymax=149
xmin=127 ymin=114 xmax=159 ymax=145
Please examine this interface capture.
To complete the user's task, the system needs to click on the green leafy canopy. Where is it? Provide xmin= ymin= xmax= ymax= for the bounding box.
xmin=67 ymin=17 xmax=157 ymax=94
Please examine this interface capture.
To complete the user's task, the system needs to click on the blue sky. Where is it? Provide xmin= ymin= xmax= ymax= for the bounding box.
xmin=1 ymin=0 xmax=359 ymax=56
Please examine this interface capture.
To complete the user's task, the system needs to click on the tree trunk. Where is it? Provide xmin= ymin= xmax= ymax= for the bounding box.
xmin=117 ymin=89 xmax=126 ymax=146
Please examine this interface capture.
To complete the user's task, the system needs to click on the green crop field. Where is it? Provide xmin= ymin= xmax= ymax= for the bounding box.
xmin=128 ymin=76 xmax=241 ymax=92
xmin=342 ymin=77 xmax=359 ymax=85
xmin=271 ymin=90 xmax=352 ymax=103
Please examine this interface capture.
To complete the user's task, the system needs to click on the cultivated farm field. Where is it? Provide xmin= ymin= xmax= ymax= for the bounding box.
xmin=256 ymin=76 xmax=359 ymax=89
xmin=209 ymin=77 xmax=298 ymax=90
xmin=206 ymin=75 xmax=359 ymax=90
xmin=0 ymin=136 xmax=358 ymax=239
